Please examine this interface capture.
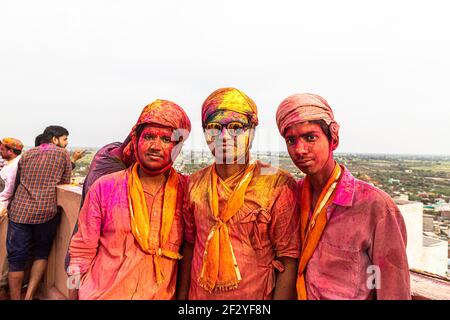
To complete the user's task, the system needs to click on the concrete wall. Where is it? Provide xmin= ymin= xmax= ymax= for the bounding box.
xmin=42 ymin=185 xmax=81 ymax=299
xmin=417 ymin=237 xmax=449 ymax=277
xmin=397 ymin=201 xmax=424 ymax=270
xmin=0 ymin=216 xmax=7 ymax=288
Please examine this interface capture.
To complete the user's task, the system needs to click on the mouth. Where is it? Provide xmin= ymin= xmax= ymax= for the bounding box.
xmin=295 ymin=159 xmax=314 ymax=167
xmin=216 ymin=144 xmax=236 ymax=151
xmin=146 ymin=153 xmax=163 ymax=160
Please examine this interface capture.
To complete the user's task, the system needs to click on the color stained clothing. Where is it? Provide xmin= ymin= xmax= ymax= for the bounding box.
xmin=299 ymin=165 xmax=411 ymax=300
xmin=9 ymin=143 xmax=72 ymax=224
xmin=81 ymin=142 xmax=126 ymax=207
xmin=65 ymin=142 xmax=128 ymax=270
xmin=184 ymin=160 xmax=300 ymax=300
xmin=0 ymin=155 xmax=21 ymax=211
xmin=68 ymin=169 xmax=187 ymax=300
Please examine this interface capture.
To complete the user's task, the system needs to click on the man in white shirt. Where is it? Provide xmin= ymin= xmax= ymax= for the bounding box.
xmin=0 ymin=137 xmax=23 ymax=295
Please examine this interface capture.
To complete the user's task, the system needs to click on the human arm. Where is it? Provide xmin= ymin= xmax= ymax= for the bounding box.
xmin=371 ymin=203 xmax=411 ymax=300
xmin=271 ymin=179 xmax=301 ymax=300
xmin=61 ymin=151 xmax=72 ymax=184
xmin=176 ymin=189 xmax=196 ymax=300
xmin=67 ymin=184 xmax=103 ymax=299
xmin=176 ymin=241 xmax=194 ymax=300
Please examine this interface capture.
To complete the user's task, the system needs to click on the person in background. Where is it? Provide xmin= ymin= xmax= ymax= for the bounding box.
xmin=34 ymin=134 xmax=44 ymax=148
xmin=276 ymin=93 xmax=411 ymax=300
xmin=0 ymin=137 xmax=24 ymax=297
xmin=34 ymin=129 xmax=85 ymax=169
xmin=7 ymin=125 xmax=72 ymax=300
xmin=80 ymin=135 xmax=132 ymax=206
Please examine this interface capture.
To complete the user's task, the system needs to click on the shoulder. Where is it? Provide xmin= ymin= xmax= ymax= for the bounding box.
xmin=186 ymin=164 xmax=213 ymax=189
xmin=42 ymin=144 xmax=70 ymax=159
xmin=20 ymin=147 xmax=38 ymax=159
xmin=89 ymin=169 xmax=129 ymax=196
xmin=352 ymin=178 xmax=400 ymax=218
xmin=254 ymin=160 xmax=296 ymax=189
xmin=174 ymin=171 xmax=189 ymax=189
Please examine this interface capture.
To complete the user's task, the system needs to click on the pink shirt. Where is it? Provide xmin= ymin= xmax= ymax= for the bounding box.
xmin=0 ymin=155 xmax=20 ymax=210
xmin=301 ymin=166 xmax=411 ymax=300
xmin=68 ymin=169 xmax=186 ymax=300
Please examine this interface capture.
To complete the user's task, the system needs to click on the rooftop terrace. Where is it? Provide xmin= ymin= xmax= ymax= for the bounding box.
xmin=1 ymin=185 xmax=449 ymax=300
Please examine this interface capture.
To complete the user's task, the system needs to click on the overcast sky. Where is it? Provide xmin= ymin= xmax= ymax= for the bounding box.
xmin=1 ymin=0 xmax=449 ymax=155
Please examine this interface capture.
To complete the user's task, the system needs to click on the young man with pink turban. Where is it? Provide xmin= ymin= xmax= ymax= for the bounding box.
xmin=177 ymin=88 xmax=300 ymax=300
xmin=67 ymin=99 xmax=191 ymax=300
xmin=276 ymin=93 xmax=411 ymax=300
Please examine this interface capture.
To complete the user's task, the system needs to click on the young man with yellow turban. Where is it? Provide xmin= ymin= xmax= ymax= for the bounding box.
xmin=177 ymin=87 xmax=300 ymax=300
xmin=67 ymin=99 xmax=191 ymax=299
xmin=276 ymin=93 xmax=411 ymax=300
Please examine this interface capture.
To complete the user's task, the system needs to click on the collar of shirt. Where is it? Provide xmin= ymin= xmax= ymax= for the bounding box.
xmin=331 ymin=165 xmax=355 ymax=208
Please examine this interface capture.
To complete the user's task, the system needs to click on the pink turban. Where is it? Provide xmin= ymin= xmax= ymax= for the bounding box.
xmin=122 ymin=99 xmax=191 ymax=168
xmin=276 ymin=93 xmax=340 ymax=142
xmin=201 ymin=87 xmax=258 ymax=126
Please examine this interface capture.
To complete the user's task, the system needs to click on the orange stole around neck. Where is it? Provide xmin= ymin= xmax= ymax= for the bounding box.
xmin=198 ymin=162 xmax=257 ymax=293
xmin=127 ymin=163 xmax=182 ymax=285
xmin=296 ymin=163 xmax=342 ymax=300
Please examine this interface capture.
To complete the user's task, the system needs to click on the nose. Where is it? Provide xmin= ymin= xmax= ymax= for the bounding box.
xmin=220 ymin=127 xmax=233 ymax=142
xmin=293 ymin=140 xmax=308 ymax=157
xmin=149 ymin=137 xmax=163 ymax=151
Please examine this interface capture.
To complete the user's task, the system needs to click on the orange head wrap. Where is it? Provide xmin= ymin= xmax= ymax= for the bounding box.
xmin=1 ymin=137 xmax=24 ymax=152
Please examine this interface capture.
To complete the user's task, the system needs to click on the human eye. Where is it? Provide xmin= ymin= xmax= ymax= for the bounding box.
xmin=227 ymin=122 xmax=246 ymax=136
xmin=285 ymin=137 xmax=296 ymax=146
xmin=205 ymin=123 xmax=222 ymax=136
xmin=306 ymin=134 xmax=318 ymax=142
xmin=161 ymin=136 xmax=172 ymax=144
xmin=227 ymin=122 xmax=244 ymax=130
xmin=144 ymin=134 xmax=156 ymax=141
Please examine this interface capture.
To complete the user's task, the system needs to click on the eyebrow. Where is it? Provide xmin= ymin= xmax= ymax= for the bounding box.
xmin=286 ymin=130 xmax=321 ymax=138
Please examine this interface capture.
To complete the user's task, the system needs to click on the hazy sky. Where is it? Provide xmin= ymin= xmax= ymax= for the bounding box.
xmin=1 ymin=0 xmax=449 ymax=155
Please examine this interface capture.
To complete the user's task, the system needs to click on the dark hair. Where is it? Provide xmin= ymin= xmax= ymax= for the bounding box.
xmin=34 ymin=133 xmax=44 ymax=147
xmin=135 ymin=124 xmax=146 ymax=140
xmin=310 ymin=120 xmax=332 ymax=142
xmin=41 ymin=125 xmax=69 ymax=144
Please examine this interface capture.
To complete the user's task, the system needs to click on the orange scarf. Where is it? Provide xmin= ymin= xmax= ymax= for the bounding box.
xmin=296 ymin=163 xmax=342 ymax=299
xmin=127 ymin=163 xmax=182 ymax=285
xmin=198 ymin=162 xmax=257 ymax=292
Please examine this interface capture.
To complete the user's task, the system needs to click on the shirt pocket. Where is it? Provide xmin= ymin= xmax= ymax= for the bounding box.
xmin=234 ymin=204 xmax=271 ymax=252
xmin=308 ymin=241 xmax=361 ymax=300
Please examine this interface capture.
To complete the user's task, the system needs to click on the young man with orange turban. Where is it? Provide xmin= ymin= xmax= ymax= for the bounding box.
xmin=177 ymin=88 xmax=300 ymax=300
xmin=67 ymin=99 xmax=191 ymax=300
xmin=276 ymin=93 xmax=411 ymax=300
xmin=0 ymin=138 xmax=23 ymax=297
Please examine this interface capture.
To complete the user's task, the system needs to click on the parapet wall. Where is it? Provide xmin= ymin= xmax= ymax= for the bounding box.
xmin=1 ymin=185 xmax=449 ymax=300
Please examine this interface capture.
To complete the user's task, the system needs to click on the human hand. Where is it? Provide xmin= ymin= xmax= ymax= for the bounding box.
xmin=72 ymin=150 xmax=86 ymax=162
xmin=0 ymin=207 xmax=7 ymax=218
